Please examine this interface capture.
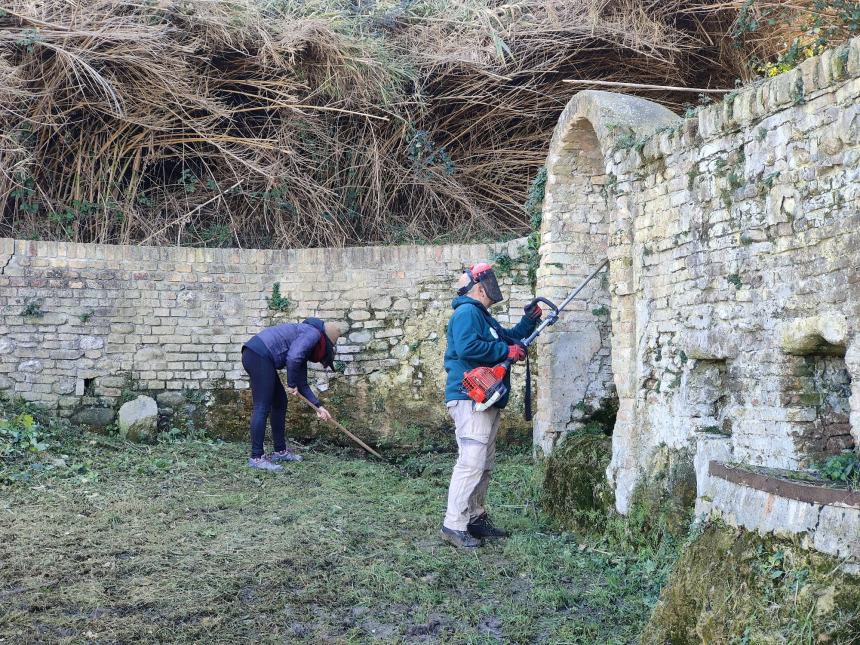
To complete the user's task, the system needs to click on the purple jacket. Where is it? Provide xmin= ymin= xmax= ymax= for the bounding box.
xmin=253 ymin=320 xmax=325 ymax=406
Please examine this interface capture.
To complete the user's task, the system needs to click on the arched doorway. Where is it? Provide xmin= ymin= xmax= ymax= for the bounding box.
xmin=535 ymin=90 xmax=679 ymax=512
xmin=534 ymin=116 xmax=615 ymax=454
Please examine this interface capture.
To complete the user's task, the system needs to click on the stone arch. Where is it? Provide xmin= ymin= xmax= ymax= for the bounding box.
xmin=534 ymin=91 xmax=678 ymax=509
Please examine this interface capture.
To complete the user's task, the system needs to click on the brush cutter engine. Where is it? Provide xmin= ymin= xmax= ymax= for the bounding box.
xmin=461 ymin=260 xmax=610 ymax=413
xmin=463 ymin=363 xmax=510 ymax=412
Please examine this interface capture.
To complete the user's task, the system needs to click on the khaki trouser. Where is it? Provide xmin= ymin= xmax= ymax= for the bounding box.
xmin=443 ymin=399 xmax=501 ymax=531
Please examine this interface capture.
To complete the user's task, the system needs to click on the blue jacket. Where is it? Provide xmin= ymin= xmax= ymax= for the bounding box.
xmin=444 ymin=296 xmax=538 ymax=408
xmin=250 ymin=318 xmax=326 ymax=406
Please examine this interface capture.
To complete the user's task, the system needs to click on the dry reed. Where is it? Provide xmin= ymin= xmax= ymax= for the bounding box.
xmin=0 ymin=0 xmax=847 ymax=248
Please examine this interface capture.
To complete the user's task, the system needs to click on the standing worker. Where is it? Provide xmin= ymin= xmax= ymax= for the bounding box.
xmin=241 ymin=317 xmax=342 ymax=471
xmin=440 ymin=263 xmax=542 ymax=548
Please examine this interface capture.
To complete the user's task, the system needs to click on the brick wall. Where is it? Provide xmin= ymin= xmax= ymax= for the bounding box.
xmin=0 ymin=238 xmax=535 ymax=441
xmin=537 ymin=36 xmax=860 ymax=521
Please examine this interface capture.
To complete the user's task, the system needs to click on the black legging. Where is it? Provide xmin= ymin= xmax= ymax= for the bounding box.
xmin=242 ymin=348 xmax=287 ymax=458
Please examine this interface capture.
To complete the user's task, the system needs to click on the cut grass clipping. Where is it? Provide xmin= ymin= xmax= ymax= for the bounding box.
xmin=4 ymin=397 xmax=858 ymax=642
xmin=2 ymin=404 xmax=666 ymax=643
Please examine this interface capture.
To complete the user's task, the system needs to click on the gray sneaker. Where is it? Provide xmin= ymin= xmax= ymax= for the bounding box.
xmin=440 ymin=525 xmax=481 ymax=549
xmin=247 ymin=455 xmax=283 ymax=472
xmin=271 ymin=449 xmax=303 ymax=462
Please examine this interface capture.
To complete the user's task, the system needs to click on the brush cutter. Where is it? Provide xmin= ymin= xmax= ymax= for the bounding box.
xmin=462 ymin=259 xmax=609 ymax=413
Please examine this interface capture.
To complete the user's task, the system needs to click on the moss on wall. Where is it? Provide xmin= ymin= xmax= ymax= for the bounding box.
xmin=197 ymin=380 xmax=531 ymax=452
xmin=542 ymin=435 xmax=697 ymax=546
xmin=541 ymin=431 xmax=615 ymax=531
xmin=202 ymin=388 xmax=254 ymax=442
xmin=641 ymin=522 xmax=860 ymax=644
xmin=200 ymin=377 xmax=531 ymax=452
xmin=639 ymin=444 xmax=698 ymax=538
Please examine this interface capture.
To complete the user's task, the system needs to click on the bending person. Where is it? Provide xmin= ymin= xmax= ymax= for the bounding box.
xmin=241 ymin=317 xmax=341 ymax=471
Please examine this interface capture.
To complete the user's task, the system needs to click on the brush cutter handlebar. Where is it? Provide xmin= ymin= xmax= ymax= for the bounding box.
xmin=519 ymin=259 xmax=609 ymax=349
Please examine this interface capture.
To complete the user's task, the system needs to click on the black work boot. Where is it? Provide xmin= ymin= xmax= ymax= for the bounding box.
xmin=439 ymin=525 xmax=481 ymax=549
xmin=467 ymin=513 xmax=509 ymax=540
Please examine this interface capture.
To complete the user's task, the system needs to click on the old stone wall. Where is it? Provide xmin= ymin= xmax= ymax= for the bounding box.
xmin=538 ymin=36 xmax=860 ymax=559
xmin=0 ymin=238 xmax=534 ymax=443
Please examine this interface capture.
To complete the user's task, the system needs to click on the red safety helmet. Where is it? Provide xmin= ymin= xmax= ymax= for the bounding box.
xmin=457 ymin=262 xmax=504 ymax=304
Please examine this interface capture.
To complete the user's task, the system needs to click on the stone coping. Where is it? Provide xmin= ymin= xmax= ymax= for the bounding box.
xmin=610 ymin=35 xmax=860 ymax=166
xmin=710 ymin=461 xmax=860 ymax=508
xmin=0 ymin=236 xmax=527 ymax=268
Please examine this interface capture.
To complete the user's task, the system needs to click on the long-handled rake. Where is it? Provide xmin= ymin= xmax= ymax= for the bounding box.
xmin=291 ymin=391 xmax=385 ymax=460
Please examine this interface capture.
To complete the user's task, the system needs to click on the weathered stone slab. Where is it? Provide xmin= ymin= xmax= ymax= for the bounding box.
xmin=705 ymin=461 xmax=860 ymax=562
xmin=72 ymin=407 xmax=116 ymax=429
xmin=118 ymin=395 xmax=158 ymax=442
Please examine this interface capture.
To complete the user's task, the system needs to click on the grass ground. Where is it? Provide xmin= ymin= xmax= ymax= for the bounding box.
xmin=0 ymin=426 xmax=670 ymax=644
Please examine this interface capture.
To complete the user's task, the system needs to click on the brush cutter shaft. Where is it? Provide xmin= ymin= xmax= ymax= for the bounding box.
xmin=520 ymin=259 xmax=609 ymax=348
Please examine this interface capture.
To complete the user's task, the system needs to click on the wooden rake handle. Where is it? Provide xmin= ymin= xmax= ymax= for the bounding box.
xmin=292 ymin=391 xmax=385 ymax=461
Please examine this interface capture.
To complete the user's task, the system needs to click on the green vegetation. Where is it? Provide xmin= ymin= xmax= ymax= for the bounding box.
xmin=761 ymin=170 xmax=781 ymax=191
xmin=793 ymin=76 xmax=807 ymax=105
xmin=158 ymin=418 xmax=209 ymax=444
xmin=731 ymin=0 xmax=860 ymax=77
xmin=601 ymin=172 xmax=619 ymax=204
xmin=117 ymin=373 xmax=140 ymax=406
xmin=613 ymin=130 xmax=647 ymax=154
xmin=5 ymin=401 xmax=858 ymax=643
xmin=541 ymin=432 xmax=699 ymax=644
xmin=542 ymin=432 xmax=615 ymax=532
xmin=1 ymin=397 xmax=682 ymax=643
xmin=0 ymin=406 xmax=49 ymax=461
xmin=0 ymin=397 xmax=78 ymax=484
xmin=819 ymin=450 xmax=860 ymax=487
xmin=641 ymin=521 xmax=860 ymax=643
xmin=266 ymin=283 xmax=292 ymax=312
xmin=687 ymin=166 xmax=700 ymax=190
xmin=572 ymin=398 xmax=619 ymax=436
xmin=523 ymin=167 xmax=547 ymax=290
xmin=544 ymin=434 xmax=695 ymax=541
xmin=19 ymin=297 xmax=43 ymax=318
xmin=540 ymin=434 xmax=860 ymax=643
xmin=728 ymin=170 xmax=745 ymax=191
xmin=489 ymin=250 xmax=516 ymax=277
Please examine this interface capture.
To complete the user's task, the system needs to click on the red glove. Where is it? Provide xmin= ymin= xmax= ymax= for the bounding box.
xmin=525 ymin=303 xmax=542 ymax=320
xmin=507 ymin=344 xmax=526 ymax=362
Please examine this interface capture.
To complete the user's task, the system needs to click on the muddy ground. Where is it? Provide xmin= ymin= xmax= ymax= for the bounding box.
xmin=0 ymin=432 xmax=668 ymax=643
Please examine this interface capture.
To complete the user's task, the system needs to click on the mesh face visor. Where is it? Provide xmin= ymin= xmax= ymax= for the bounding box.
xmin=458 ymin=262 xmax=504 ymax=304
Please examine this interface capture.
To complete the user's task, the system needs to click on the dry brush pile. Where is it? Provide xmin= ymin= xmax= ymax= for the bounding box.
xmin=0 ymin=0 xmax=855 ymax=248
